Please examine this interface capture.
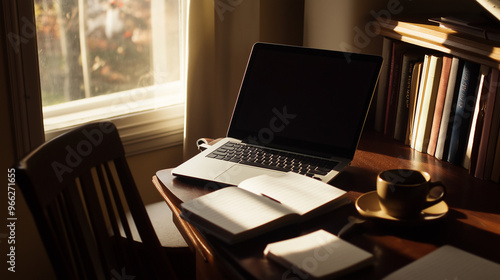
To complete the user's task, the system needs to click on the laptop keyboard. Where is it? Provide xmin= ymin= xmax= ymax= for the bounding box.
xmin=206 ymin=142 xmax=338 ymax=178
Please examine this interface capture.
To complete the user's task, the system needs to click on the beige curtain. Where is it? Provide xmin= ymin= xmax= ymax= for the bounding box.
xmin=183 ymin=0 xmax=304 ymax=159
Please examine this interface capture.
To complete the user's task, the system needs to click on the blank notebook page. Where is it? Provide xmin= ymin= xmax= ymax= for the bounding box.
xmin=238 ymin=172 xmax=346 ymax=215
xmin=181 ymin=187 xmax=295 ymax=235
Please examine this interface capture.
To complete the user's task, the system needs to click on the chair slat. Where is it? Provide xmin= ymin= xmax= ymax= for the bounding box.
xmin=101 ymin=163 xmax=134 ymax=240
xmin=96 ymin=163 xmax=142 ymax=273
xmin=79 ymin=171 xmax=119 ymax=276
xmin=46 ymin=202 xmax=80 ymax=279
xmin=63 ymin=180 xmax=106 ymax=280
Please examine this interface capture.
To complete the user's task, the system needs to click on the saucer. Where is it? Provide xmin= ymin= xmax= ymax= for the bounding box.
xmin=355 ymin=191 xmax=448 ymax=224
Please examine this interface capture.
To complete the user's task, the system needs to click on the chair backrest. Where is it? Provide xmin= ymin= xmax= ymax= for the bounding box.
xmin=16 ymin=121 xmax=177 ymax=280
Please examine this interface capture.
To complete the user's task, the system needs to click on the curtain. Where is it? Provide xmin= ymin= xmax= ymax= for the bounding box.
xmin=183 ymin=0 xmax=304 ymax=158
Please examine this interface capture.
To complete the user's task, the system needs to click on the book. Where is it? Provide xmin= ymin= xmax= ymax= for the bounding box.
xmin=405 ymin=61 xmax=423 ymax=146
xmin=414 ymin=55 xmax=443 ymax=153
xmin=429 ymin=15 xmax=500 ymax=42
xmin=463 ymin=65 xmax=490 ymax=170
xmin=435 ymin=57 xmax=463 ymax=160
xmin=475 ymin=68 xmax=499 ymax=179
xmin=384 ymin=42 xmax=408 ymax=136
xmin=411 ymin=55 xmax=431 ymax=148
xmin=383 ymin=245 xmax=500 ymax=280
xmin=375 ymin=38 xmax=393 ymax=132
xmin=180 ymin=172 xmax=349 ymax=244
xmin=491 ymin=115 xmax=500 ymax=182
xmin=264 ymin=229 xmax=373 ymax=279
xmin=476 ymin=0 xmax=500 ymax=22
xmin=427 ymin=56 xmax=452 ymax=156
xmin=394 ymin=53 xmax=422 ymax=141
xmin=491 ymin=128 xmax=500 ymax=182
xmin=484 ymin=73 xmax=500 ymax=180
xmin=446 ymin=61 xmax=480 ymax=165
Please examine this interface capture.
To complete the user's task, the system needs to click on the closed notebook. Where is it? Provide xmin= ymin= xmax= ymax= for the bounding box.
xmin=264 ymin=229 xmax=373 ymax=279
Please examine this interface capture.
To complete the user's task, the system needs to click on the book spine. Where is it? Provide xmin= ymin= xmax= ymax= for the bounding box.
xmin=483 ymin=73 xmax=500 ymax=180
xmin=415 ymin=55 xmax=443 ymax=153
xmin=394 ymin=55 xmax=418 ymax=141
xmin=384 ymin=42 xmax=404 ymax=136
xmin=446 ymin=61 xmax=480 ymax=165
xmin=491 ymin=128 xmax=500 ymax=183
xmin=427 ymin=56 xmax=452 ymax=155
xmin=463 ymin=65 xmax=490 ymax=171
xmin=435 ymin=57 xmax=462 ymax=160
xmin=405 ymin=62 xmax=423 ymax=146
xmin=375 ymin=38 xmax=393 ymax=132
xmin=411 ymin=55 xmax=430 ymax=149
xmin=474 ymin=68 xmax=498 ymax=178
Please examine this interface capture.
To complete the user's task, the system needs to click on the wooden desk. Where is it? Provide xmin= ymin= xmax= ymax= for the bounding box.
xmin=152 ymin=132 xmax=500 ymax=279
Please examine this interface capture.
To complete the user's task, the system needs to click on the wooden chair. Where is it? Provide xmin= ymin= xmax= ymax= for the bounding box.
xmin=16 ymin=121 xmax=193 ymax=279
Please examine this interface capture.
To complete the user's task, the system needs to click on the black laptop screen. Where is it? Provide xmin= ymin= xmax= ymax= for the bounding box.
xmin=227 ymin=43 xmax=382 ymax=159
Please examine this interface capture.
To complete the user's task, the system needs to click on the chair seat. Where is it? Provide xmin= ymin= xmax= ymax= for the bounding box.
xmin=147 ymin=202 xmax=195 ymax=279
xmin=129 ymin=202 xmax=195 ymax=279
xmin=144 ymin=201 xmax=188 ymax=248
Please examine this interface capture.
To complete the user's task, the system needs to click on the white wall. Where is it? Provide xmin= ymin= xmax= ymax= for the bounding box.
xmin=304 ymin=0 xmax=388 ymax=54
xmin=127 ymin=145 xmax=183 ymax=204
xmin=303 ymin=0 xmax=483 ymax=55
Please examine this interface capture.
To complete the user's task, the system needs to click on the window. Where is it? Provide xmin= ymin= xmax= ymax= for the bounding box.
xmin=35 ymin=0 xmax=185 ymax=155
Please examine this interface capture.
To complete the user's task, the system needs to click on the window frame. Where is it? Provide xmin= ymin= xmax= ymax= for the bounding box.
xmin=3 ymin=0 xmax=45 ymax=158
xmin=11 ymin=0 xmax=186 ymax=156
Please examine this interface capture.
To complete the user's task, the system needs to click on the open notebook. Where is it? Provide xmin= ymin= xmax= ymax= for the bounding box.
xmin=180 ymin=172 xmax=349 ymax=244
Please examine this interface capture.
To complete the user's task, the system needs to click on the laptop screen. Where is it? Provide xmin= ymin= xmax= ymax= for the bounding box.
xmin=227 ymin=43 xmax=382 ymax=159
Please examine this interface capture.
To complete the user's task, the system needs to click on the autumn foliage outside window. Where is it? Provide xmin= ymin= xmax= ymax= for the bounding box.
xmin=35 ymin=0 xmax=181 ymax=107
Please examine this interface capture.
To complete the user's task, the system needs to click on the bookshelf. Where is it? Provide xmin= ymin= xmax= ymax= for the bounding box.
xmin=378 ymin=19 xmax=500 ymax=69
xmin=376 ymin=18 xmax=500 ymax=183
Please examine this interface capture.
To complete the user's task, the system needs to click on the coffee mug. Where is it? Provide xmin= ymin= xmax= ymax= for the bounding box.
xmin=376 ymin=169 xmax=446 ymax=218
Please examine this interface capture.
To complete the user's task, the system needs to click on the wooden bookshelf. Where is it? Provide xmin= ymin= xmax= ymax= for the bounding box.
xmin=377 ymin=18 xmax=500 ymax=183
xmin=378 ymin=19 xmax=500 ymax=70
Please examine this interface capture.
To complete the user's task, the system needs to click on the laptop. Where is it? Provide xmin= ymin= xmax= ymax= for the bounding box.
xmin=172 ymin=42 xmax=382 ymax=186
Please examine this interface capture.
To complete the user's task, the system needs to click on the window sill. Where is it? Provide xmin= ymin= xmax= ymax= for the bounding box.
xmin=44 ymin=82 xmax=185 ymax=156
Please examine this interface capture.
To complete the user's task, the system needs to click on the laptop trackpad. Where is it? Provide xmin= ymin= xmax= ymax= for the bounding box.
xmin=215 ymin=165 xmax=283 ymax=185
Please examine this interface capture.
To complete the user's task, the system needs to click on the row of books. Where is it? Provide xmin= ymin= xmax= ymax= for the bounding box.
xmin=375 ymin=38 xmax=500 ymax=183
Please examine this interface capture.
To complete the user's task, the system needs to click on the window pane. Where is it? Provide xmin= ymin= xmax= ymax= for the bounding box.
xmin=35 ymin=0 xmax=180 ymax=107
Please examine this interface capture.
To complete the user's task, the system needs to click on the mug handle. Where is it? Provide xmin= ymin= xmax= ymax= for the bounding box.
xmin=423 ymin=181 xmax=446 ymax=208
